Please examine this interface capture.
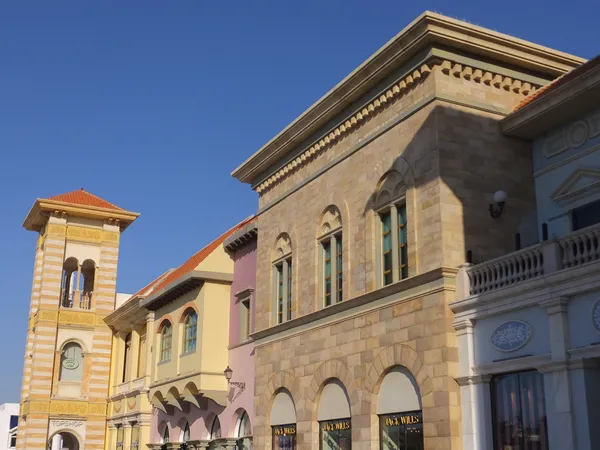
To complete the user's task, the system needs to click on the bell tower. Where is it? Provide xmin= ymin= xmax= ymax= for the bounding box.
xmin=17 ymin=189 xmax=139 ymax=450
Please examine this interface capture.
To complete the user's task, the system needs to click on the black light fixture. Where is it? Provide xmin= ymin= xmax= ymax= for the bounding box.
xmin=489 ymin=190 xmax=507 ymax=218
xmin=224 ymin=365 xmax=233 ymax=382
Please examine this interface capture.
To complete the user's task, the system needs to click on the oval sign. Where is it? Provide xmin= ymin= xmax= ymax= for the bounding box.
xmin=62 ymin=358 xmax=79 ymax=370
xmin=491 ymin=320 xmax=532 ymax=352
xmin=593 ymin=299 xmax=600 ymax=333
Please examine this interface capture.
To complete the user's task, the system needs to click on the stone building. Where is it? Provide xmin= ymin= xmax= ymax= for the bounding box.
xmin=452 ymin=55 xmax=600 ymax=450
xmin=17 ymin=189 xmax=139 ymax=450
xmin=232 ymin=11 xmax=583 ymax=450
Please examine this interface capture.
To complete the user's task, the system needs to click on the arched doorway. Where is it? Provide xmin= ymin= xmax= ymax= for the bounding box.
xmin=317 ymin=379 xmax=351 ymax=450
xmin=49 ymin=431 xmax=80 ymax=450
xmin=271 ymin=389 xmax=296 ymax=450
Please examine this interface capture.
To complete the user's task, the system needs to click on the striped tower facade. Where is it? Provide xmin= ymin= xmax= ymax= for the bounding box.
xmin=17 ymin=190 xmax=138 ymax=450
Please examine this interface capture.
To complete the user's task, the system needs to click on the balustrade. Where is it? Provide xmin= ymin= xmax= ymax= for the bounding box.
xmin=461 ymin=222 xmax=600 ymax=297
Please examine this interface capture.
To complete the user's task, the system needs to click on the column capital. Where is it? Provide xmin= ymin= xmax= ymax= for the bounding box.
xmin=146 ymin=311 xmax=155 ymax=323
xmin=454 ymin=318 xmax=474 ymax=333
xmin=538 ymin=296 xmax=569 ymax=314
xmin=455 ymin=374 xmax=492 ymax=386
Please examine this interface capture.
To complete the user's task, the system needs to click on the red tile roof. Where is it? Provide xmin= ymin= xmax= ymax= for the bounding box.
xmin=126 ymin=269 xmax=176 ymax=302
xmin=48 ymin=188 xmax=124 ymax=211
xmin=514 ymin=54 xmax=600 ymax=112
xmin=134 ymin=215 xmax=257 ymax=301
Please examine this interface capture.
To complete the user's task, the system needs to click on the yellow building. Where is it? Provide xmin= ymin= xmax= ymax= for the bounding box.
xmin=17 ymin=189 xmax=139 ymax=450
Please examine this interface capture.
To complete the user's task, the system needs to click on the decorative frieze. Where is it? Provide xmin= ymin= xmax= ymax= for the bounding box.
xmin=255 ymin=58 xmax=542 ymax=195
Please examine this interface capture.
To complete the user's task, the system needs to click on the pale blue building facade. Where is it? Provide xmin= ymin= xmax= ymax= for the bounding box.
xmin=452 ymin=56 xmax=600 ymax=450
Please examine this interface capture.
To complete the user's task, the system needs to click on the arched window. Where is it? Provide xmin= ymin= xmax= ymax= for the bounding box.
xmin=181 ymin=422 xmax=191 ymax=443
xmin=318 ymin=206 xmax=343 ymax=307
xmin=183 ymin=310 xmax=198 ymax=354
xmin=59 ymin=342 xmax=84 ymax=382
xmin=374 ymin=171 xmax=409 ymax=286
xmin=160 ymin=322 xmax=172 ymax=362
xmin=271 ymin=389 xmax=296 ymax=450
xmin=377 ymin=366 xmax=423 ymax=450
xmin=236 ymin=410 xmax=252 ymax=450
xmin=317 ymin=379 xmax=351 ymax=450
xmin=61 ymin=258 xmax=79 ymax=308
xmin=79 ymin=259 xmax=95 ymax=309
xmin=161 ymin=426 xmax=169 ymax=444
xmin=210 ymin=416 xmax=222 ymax=440
xmin=273 ymin=234 xmax=293 ymax=324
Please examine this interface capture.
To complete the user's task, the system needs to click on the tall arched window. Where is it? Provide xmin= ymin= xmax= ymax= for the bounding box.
xmin=236 ymin=410 xmax=252 ymax=450
xmin=160 ymin=322 xmax=172 ymax=362
xmin=181 ymin=422 xmax=191 ymax=443
xmin=318 ymin=206 xmax=343 ymax=307
xmin=273 ymin=234 xmax=293 ymax=324
xmin=59 ymin=342 xmax=84 ymax=382
xmin=210 ymin=416 xmax=222 ymax=440
xmin=79 ymin=259 xmax=95 ymax=309
xmin=161 ymin=426 xmax=169 ymax=444
xmin=374 ymin=171 xmax=409 ymax=286
xmin=61 ymin=258 xmax=79 ymax=308
xmin=183 ymin=310 xmax=198 ymax=354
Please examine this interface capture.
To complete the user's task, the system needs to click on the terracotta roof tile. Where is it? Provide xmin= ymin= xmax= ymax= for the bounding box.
xmin=125 ymin=269 xmax=176 ymax=303
xmin=514 ymin=54 xmax=600 ymax=112
xmin=137 ymin=215 xmax=257 ymax=300
xmin=48 ymin=188 xmax=124 ymax=210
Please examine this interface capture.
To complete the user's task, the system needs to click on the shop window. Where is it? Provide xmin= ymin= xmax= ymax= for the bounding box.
xmin=379 ymin=412 xmax=423 ymax=450
xmin=320 ymin=419 xmax=351 ymax=450
xmin=272 ymin=424 xmax=296 ymax=450
xmin=317 ymin=380 xmax=351 ymax=450
xmin=491 ymin=370 xmax=548 ymax=450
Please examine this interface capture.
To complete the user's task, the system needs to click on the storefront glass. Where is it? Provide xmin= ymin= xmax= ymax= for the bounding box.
xmin=379 ymin=411 xmax=423 ymax=450
xmin=272 ymin=424 xmax=296 ymax=450
xmin=320 ymin=418 xmax=351 ymax=450
xmin=491 ymin=370 xmax=548 ymax=450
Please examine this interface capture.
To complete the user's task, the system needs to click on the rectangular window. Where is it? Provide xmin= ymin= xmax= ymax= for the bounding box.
xmin=276 ymin=264 xmax=284 ymax=324
xmin=122 ymin=333 xmax=132 ymax=383
xmin=241 ymin=298 xmax=251 ymax=340
xmin=379 ymin=412 xmax=423 ymax=450
xmin=272 ymin=424 xmax=296 ymax=450
xmin=397 ymin=204 xmax=408 ymax=280
xmin=9 ymin=433 xmax=16 ymax=448
xmin=9 ymin=415 xmax=18 ymax=429
xmin=492 ymin=370 xmax=548 ymax=450
xmin=572 ymin=198 xmax=600 ymax=231
xmin=381 ymin=211 xmax=393 ymax=286
xmin=320 ymin=419 xmax=351 ymax=450
xmin=323 ymin=241 xmax=332 ymax=307
xmin=286 ymin=260 xmax=293 ymax=321
xmin=336 ymin=237 xmax=343 ymax=303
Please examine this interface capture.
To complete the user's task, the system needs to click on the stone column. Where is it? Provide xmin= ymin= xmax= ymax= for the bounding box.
xmin=539 ymin=297 xmax=576 ymax=450
xmin=129 ymin=328 xmax=141 ymax=381
xmin=145 ymin=312 xmax=156 ymax=383
xmin=107 ymin=423 xmax=118 ymax=450
xmin=123 ymin=422 xmax=133 ymax=450
xmin=455 ymin=320 xmax=493 ymax=450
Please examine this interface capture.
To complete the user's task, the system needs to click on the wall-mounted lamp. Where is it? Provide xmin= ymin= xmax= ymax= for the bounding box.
xmin=224 ymin=366 xmax=246 ymax=401
xmin=489 ymin=190 xmax=507 ymax=219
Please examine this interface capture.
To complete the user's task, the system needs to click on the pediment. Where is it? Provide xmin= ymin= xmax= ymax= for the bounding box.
xmin=551 ymin=167 xmax=600 ymax=203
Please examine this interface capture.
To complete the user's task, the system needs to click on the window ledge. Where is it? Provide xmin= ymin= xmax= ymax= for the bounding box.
xmin=180 ymin=350 xmax=196 ymax=358
xmin=157 ymin=359 xmax=171 ymax=366
xmin=253 ymin=266 xmax=458 ymax=341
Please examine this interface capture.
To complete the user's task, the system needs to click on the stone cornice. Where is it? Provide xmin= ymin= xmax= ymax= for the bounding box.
xmin=502 ymin=62 xmax=600 ymax=139
xmin=232 ymin=11 xmax=582 ymax=188
xmin=251 ymin=57 xmax=543 ymax=195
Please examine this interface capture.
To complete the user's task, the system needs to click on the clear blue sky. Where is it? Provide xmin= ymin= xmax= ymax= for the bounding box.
xmin=0 ymin=1 xmax=597 ymax=403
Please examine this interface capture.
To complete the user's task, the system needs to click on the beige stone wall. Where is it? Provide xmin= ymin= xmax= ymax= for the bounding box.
xmin=250 ymin=53 xmax=542 ymax=450
xmin=254 ymin=285 xmax=460 ymax=450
